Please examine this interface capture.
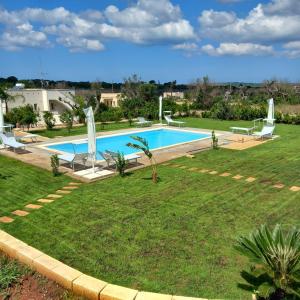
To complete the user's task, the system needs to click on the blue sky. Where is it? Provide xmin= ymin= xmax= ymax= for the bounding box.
xmin=0 ymin=0 xmax=299 ymax=83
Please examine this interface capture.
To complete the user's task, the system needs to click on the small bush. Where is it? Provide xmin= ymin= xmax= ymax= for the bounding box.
xmin=50 ymin=154 xmax=60 ymax=176
xmin=211 ymin=130 xmax=219 ymax=149
xmin=43 ymin=111 xmax=55 ymax=130
xmin=59 ymin=110 xmax=73 ymax=133
xmin=115 ymin=152 xmax=127 ymax=177
xmin=128 ymin=114 xmax=133 ymax=126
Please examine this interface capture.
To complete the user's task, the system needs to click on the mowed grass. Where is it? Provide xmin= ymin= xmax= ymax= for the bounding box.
xmin=1 ymin=118 xmax=299 ymax=299
xmin=0 ymin=155 xmax=71 ymax=215
xmin=32 ymin=121 xmax=132 ymax=138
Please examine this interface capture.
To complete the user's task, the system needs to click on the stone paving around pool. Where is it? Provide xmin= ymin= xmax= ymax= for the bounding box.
xmin=161 ymin=162 xmax=300 ymax=193
xmin=0 ymin=182 xmax=82 ymax=224
xmin=0 ymin=126 xmax=272 ymax=183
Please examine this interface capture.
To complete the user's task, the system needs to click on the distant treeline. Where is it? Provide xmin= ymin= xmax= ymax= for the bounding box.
xmin=0 ymin=76 xmax=190 ymax=92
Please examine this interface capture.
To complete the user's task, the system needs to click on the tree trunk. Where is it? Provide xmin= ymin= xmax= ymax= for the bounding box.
xmin=150 ymin=157 xmax=158 ymax=183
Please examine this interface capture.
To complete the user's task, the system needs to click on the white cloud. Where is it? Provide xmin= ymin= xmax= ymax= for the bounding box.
xmin=264 ymin=0 xmax=300 ymax=15
xmin=0 ymin=0 xmax=195 ymax=52
xmin=0 ymin=21 xmax=49 ymax=51
xmin=199 ymin=0 xmax=300 ymax=44
xmin=57 ymin=36 xmax=104 ymax=52
xmin=0 ymin=0 xmax=299 ymax=58
xmin=199 ymin=10 xmax=236 ymax=27
xmin=79 ymin=10 xmax=103 ymax=22
xmin=218 ymin=0 xmax=244 ymax=3
xmin=172 ymin=42 xmax=199 ymax=51
xmin=201 ymin=43 xmax=274 ymax=56
xmin=283 ymin=40 xmax=300 ymax=58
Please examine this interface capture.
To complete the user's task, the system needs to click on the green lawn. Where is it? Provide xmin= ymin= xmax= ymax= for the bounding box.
xmin=30 ymin=117 xmax=256 ymax=139
xmin=1 ymin=118 xmax=299 ymax=299
xmin=32 ymin=121 xmax=133 ymax=138
xmin=0 ymin=155 xmax=71 ymax=215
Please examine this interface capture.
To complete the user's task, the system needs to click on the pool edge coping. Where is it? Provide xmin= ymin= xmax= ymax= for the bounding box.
xmin=36 ymin=126 xmax=223 ymax=158
xmin=0 ymin=229 xmax=251 ymax=300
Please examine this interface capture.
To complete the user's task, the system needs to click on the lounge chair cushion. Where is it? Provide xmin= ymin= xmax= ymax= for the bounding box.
xmin=124 ymin=153 xmax=141 ymax=160
xmin=58 ymin=153 xmax=76 ymax=163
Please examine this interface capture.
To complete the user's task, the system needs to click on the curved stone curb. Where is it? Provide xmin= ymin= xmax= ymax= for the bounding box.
xmin=0 ymin=230 xmax=238 ymax=300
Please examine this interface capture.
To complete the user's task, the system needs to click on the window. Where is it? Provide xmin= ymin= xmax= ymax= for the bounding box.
xmin=34 ymin=104 xmax=37 ymax=111
xmin=50 ymin=103 xmax=55 ymax=110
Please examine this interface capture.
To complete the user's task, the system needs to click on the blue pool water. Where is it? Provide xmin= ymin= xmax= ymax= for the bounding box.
xmin=47 ymin=129 xmax=209 ymax=160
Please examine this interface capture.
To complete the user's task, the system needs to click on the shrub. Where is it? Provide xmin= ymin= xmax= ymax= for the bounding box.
xmin=211 ymin=130 xmax=219 ymax=149
xmin=235 ymin=224 xmax=300 ymax=300
xmin=128 ymin=113 xmax=133 ymax=126
xmin=202 ymin=111 xmax=212 ymax=118
xmin=50 ymin=154 xmax=60 ymax=176
xmin=43 ymin=111 xmax=55 ymax=130
xmin=6 ymin=105 xmax=38 ymax=130
xmin=96 ymin=108 xmax=123 ymax=123
xmin=59 ymin=110 xmax=73 ymax=133
xmin=115 ymin=152 xmax=127 ymax=177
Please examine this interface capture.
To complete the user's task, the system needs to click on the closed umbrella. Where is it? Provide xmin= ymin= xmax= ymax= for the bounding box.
xmin=159 ymin=96 xmax=163 ymax=124
xmin=264 ymin=98 xmax=275 ymax=126
xmin=0 ymin=99 xmax=3 ymax=133
xmin=83 ymin=107 xmax=96 ymax=172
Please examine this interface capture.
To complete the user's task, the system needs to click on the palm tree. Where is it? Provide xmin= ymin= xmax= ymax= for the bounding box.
xmin=0 ymin=87 xmax=19 ymax=113
xmin=126 ymin=136 xmax=158 ymax=183
xmin=235 ymin=224 xmax=300 ymax=300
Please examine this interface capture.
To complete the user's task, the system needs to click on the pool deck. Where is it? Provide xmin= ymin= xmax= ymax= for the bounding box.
xmin=0 ymin=126 xmax=270 ymax=182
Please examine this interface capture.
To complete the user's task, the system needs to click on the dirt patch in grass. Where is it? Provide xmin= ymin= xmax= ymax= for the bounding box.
xmin=2 ymin=273 xmax=82 ymax=300
xmin=0 ymin=253 xmax=83 ymax=300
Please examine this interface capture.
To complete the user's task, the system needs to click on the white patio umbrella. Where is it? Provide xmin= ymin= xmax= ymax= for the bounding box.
xmin=83 ymin=106 xmax=96 ymax=172
xmin=159 ymin=95 xmax=163 ymax=124
xmin=0 ymin=99 xmax=3 ymax=133
xmin=264 ymin=98 xmax=275 ymax=126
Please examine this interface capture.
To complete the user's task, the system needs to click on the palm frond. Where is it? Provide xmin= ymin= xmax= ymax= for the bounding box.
xmin=236 ymin=224 xmax=300 ymax=298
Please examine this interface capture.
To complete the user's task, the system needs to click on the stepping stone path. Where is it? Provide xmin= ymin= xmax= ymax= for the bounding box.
xmin=188 ymin=167 xmax=198 ymax=171
xmin=47 ymin=194 xmax=62 ymax=199
xmin=63 ymin=186 xmax=79 ymax=190
xmin=209 ymin=171 xmax=218 ymax=175
xmin=142 ymin=162 xmax=299 ymax=193
xmin=25 ymin=204 xmax=42 ymax=210
xmin=273 ymin=183 xmax=285 ymax=189
xmin=220 ymin=172 xmax=231 ymax=177
xmin=56 ymin=190 xmax=72 ymax=194
xmin=246 ymin=177 xmax=256 ymax=183
xmin=0 ymin=216 xmax=14 ymax=223
xmin=1 ymin=181 xmax=83 ymax=224
xmin=37 ymin=199 xmax=54 ymax=203
xmin=290 ymin=186 xmax=300 ymax=192
xmin=233 ymin=175 xmax=244 ymax=180
xmin=12 ymin=210 xmax=29 ymax=217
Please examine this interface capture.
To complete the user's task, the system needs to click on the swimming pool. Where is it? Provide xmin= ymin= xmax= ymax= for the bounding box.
xmin=46 ymin=128 xmax=210 ymax=160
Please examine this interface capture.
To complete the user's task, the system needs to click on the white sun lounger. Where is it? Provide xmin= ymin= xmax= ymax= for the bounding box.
xmin=135 ymin=117 xmax=152 ymax=127
xmin=17 ymin=134 xmax=39 ymax=142
xmin=0 ymin=133 xmax=26 ymax=152
xmin=230 ymin=126 xmax=255 ymax=135
xmin=58 ymin=150 xmax=88 ymax=170
xmin=104 ymin=150 xmax=141 ymax=167
xmin=253 ymin=126 xmax=275 ymax=140
xmin=164 ymin=115 xmax=185 ymax=127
